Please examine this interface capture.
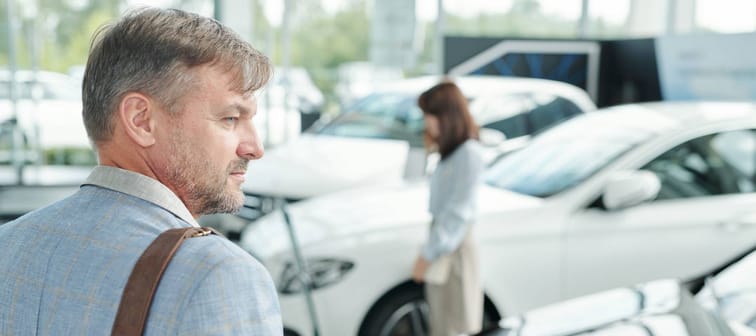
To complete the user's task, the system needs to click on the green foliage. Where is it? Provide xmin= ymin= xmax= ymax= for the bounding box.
xmin=288 ymin=0 xmax=369 ymax=108
xmin=41 ymin=9 xmax=114 ymax=72
xmin=44 ymin=147 xmax=97 ymax=166
xmin=290 ymin=0 xmax=369 ymax=68
xmin=0 ymin=0 xmax=624 ymax=111
xmin=1 ymin=0 xmax=119 ymax=72
xmin=445 ymin=0 xmax=579 ymax=38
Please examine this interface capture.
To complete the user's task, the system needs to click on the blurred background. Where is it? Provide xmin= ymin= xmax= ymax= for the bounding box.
xmin=3 ymin=0 xmax=754 ymax=125
xmin=3 ymin=0 xmax=754 ymax=209
xmin=3 ymin=1 xmax=756 ymax=335
xmin=1 ymin=0 xmax=754 ymax=148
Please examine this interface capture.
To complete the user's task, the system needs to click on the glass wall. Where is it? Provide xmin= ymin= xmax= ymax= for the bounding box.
xmin=434 ymin=0 xmax=756 ymax=38
xmin=1 ymin=0 xmax=756 ymax=155
xmin=695 ymin=0 xmax=756 ymax=33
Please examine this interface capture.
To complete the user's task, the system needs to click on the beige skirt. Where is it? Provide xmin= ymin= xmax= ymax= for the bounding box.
xmin=425 ymin=231 xmax=483 ymax=336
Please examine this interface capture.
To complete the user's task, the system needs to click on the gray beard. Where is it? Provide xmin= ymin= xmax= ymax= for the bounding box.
xmin=166 ymin=135 xmax=248 ymax=216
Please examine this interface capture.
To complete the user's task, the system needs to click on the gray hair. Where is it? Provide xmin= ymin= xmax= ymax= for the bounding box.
xmin=82 ymin=7 xmax=272 ymax=143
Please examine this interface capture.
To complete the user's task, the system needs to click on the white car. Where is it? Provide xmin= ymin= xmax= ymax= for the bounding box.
xmin=272 ymin=66 xmax=325 ymax=113
xmin=0 ymin=70 xmax=90 ymax=165
xmin=695 ymin=244 xmax=756 ymax=333
xmin=254 ymin=83 xmax=305 ymax=146
xmin=239 ymin=101 xmax=756 ymax=336
xmin=485 ymin=280 xmax=736 ymax=336
xmin=239 ymin=75 xmax=596 ymax=221
xmin=484 ymin=243 xmax=756 ymax=336
xmin=334 ymin=62 xmax=404 ymax=108
xmin=0 ymin=70 xmax=94 ymax=222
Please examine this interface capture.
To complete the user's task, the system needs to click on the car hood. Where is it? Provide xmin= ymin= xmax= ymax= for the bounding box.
xmin=239 ymin=180 xmax=542 ymax=259
xmin=496 ymin=279 xmax=727 ymax=336
xmin=241 ymin=134 xmax=410 ymax=199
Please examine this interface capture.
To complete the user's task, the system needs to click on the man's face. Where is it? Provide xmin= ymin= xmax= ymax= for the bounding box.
xmin=154 ymin=65 xmax=263 ymax=216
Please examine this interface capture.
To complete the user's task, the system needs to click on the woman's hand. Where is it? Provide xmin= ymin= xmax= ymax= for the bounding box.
xmin=412 ymin=255 xmax=430 ymax=283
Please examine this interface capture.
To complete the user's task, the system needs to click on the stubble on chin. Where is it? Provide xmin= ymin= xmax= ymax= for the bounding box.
xmin=190 ymin=158 xmax=250 ymax=216
xmin=168 ymin=149 xmax=248 ymax=216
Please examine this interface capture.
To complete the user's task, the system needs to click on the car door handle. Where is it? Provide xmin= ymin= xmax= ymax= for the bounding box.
xmin=718 ymin=221 xmax=745 ymax=232
xmin=719 ymin=216 xmax=756 ymax=232
xmin=736 ymin=213 xmax=756 ymax=226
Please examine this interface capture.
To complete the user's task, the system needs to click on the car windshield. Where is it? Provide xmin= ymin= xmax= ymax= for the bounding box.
xmin=341 ymin=92 xmax=420 ymax=121
xmin=311 ymin=92 xmax=424 ymax=145
xmin=484 ymin=115 xmax=658 ymax=197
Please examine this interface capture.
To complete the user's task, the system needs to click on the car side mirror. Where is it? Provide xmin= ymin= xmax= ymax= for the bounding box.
xmin=480 ymin=127 xmax=507 ymax=147
xmin=603 ymin=170 xmax=661 ymax=210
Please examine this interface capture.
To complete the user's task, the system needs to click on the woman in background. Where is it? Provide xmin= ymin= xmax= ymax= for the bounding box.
xmin=412 ymin=80 xmax=485 ymax=336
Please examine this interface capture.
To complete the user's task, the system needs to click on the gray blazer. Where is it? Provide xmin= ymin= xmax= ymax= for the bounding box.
xmin=0 ymin=166 xmax=282 ymax=335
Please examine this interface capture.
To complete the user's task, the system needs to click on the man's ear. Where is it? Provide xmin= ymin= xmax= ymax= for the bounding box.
xmin=118 ymin=92 xmax=157 ymax=148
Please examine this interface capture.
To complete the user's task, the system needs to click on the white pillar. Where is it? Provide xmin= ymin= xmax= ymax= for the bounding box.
xmin=436 ymin=0 xmax=444 ymax=74
xmin=216 ymin=0 xmax=254 ymax=43
xmin=627 ymin=0 xmax=668 ymax=36
xmin=578 ymin=0 xmax=590 ymax=38
xmin=670 ymin=0 xmax=696 ymax=34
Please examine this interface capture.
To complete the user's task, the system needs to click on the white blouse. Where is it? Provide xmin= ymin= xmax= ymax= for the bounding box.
xmin=422 ymin=139 xmax=485 ymax=261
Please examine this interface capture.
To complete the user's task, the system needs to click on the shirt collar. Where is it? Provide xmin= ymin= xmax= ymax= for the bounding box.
xmin=83 ymin=166 xmax=199 ymax=227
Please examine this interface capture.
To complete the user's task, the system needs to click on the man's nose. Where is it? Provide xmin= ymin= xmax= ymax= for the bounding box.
xmin=237 ymin=120 xmax=264 ymax=160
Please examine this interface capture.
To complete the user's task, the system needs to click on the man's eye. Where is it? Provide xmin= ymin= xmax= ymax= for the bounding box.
xmin=223 ymin=117 xmax=239 ymax=124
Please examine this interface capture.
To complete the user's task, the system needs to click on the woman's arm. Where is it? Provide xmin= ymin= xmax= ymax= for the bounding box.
xmin=421 ymin=143 xmax=484 ymax=262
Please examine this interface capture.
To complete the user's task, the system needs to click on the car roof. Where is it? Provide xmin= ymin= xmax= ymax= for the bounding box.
xmin=372 ymin=75 xmax=597 ymax=111
xmin=522 ymin=101 xmax=756 ymax=146
xmin=596 ymin=101 xmax=756 ymax=131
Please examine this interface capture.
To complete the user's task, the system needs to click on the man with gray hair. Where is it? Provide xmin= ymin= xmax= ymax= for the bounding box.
xmin=0 ymin=7 xmax=282 ymax=334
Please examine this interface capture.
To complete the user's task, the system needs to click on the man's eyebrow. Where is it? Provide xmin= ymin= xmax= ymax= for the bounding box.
xmin=222 ymin=103 xmax=254 ymax=117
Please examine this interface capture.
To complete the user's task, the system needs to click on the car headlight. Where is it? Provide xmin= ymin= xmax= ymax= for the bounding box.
xmin=278 ymin=257 xmax=354 ymax=295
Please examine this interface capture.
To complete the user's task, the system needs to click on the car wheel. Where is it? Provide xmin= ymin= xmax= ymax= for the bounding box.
xmin=358 ymin=283 xmax=499 ymax=336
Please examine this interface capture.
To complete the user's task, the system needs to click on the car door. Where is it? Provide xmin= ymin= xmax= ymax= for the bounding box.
xmin=564 ymin=129 xmax=756 ymax=299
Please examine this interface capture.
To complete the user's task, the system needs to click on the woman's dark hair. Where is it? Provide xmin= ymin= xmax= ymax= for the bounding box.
xmin=417 ymin=80 xmax=479 ymax=159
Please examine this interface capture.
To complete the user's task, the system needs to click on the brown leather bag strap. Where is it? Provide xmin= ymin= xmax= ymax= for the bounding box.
xmin=111 ymin=227 xmax=219 ymax=336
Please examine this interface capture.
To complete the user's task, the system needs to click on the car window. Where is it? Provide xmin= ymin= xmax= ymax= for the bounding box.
xmin=470 ymin=94 xmax=529 ymax=124
xmin=642 ymin=130 xmax=756 ymax=200
xmin=482 ymin=113 xmax=529 ymax=139
xmin=315 ymin=113 xmax=423 ymax=146
xmin=472 ymin=95 xmax=530 ymax=139
xmin=485 ymin=116 xmax=656 ymax=197
xmin=402 ymin=104 xmax=425 ymax=134
xmin=472 ymin=93 xmax=586 ymax=140
xmin=311 ymin=92 xmax=425 ymax=146
xmin=347 ymin=93 xmax=417 ymax=119
xmin=527 ymin=94 xmax=585 ymax=134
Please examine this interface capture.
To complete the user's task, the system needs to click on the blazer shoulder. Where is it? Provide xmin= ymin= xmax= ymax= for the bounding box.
xmin=173 ymin=234 xmax=266 ymax=274
xmin=166 ymin=235 xmax=282 ymax=334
